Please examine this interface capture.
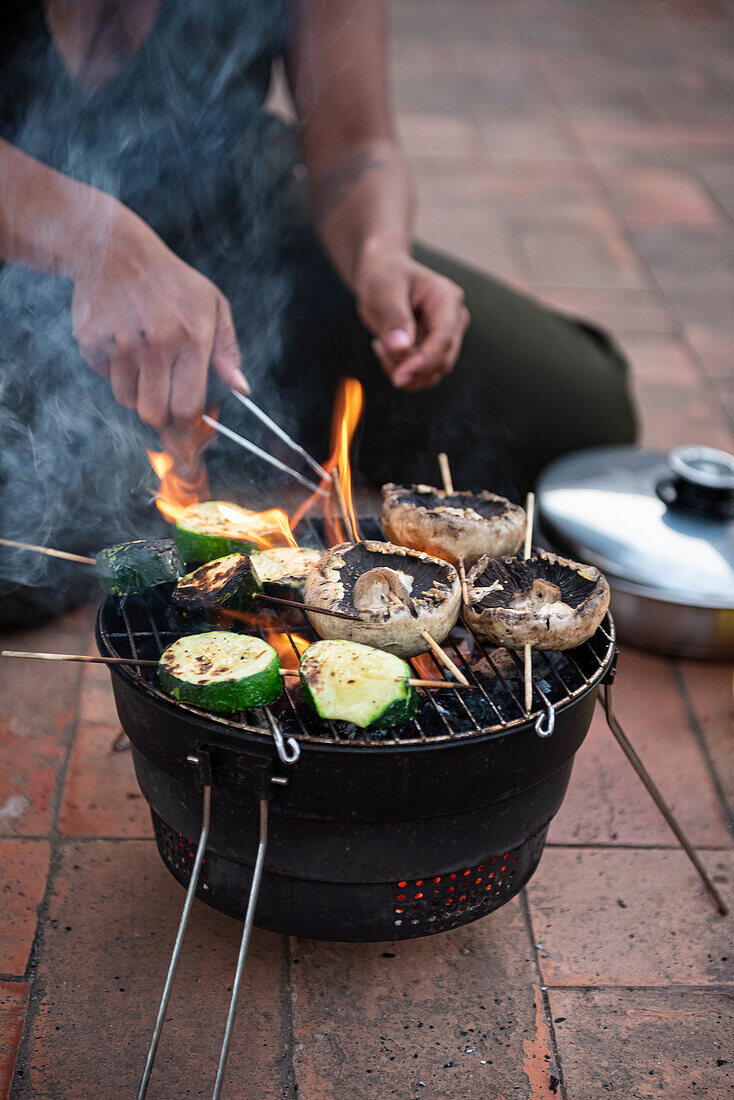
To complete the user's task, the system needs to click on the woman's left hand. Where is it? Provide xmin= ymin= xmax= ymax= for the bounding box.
xmin=354 ymin=242 xmax=470 ymax=393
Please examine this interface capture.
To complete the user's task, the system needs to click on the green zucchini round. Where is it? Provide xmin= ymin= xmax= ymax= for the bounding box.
xmin=172 ymin=553 xmax=261 ymax=613
xmin=174 ymin=502 xmax=285 ymax=565
xmin=158 ymin=632 xmax=281 ymax=714
xmin=300 ymin=639 xmax=418 ymax=730
xmin=95 ymin=538 xmax=184 ymax=596
xmin=251 ymin=547 xmax=321 ymax=600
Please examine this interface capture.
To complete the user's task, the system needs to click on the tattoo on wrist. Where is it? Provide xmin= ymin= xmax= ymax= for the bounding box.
xmin=314 ymin=151 xmax=387 ymax=222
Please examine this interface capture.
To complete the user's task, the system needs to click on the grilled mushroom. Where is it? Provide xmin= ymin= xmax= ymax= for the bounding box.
xmin=464 ymin=551 xmax=610 ymax=650
xmin=303 ymin=540 xmax=462 ymax=658
xmin=381 ymin=483 xmax=526 ymax=567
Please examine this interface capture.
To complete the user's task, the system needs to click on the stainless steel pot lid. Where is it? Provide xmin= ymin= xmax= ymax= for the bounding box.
xmin=536 ymin=444 xmax=734 ymax=609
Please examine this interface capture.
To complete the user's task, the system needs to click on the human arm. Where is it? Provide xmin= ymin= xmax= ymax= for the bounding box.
xmin=285 ymin=0 xmax=469 ymax=391
xmin=0 ymin=138 xmax=247 ymax=426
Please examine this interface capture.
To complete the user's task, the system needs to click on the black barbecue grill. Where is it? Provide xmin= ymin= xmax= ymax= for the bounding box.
xmin=98 ymin=516 xmax=713 ymax=1100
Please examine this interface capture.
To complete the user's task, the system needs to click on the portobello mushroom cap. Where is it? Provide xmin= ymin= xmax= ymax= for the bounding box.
xmin=463 ymin=550 xmax=610 ymax=651
xmin=303 ymin=540 xmax=462 ymax=658
xmin=381 ymin=483 xmax=526 ymax=566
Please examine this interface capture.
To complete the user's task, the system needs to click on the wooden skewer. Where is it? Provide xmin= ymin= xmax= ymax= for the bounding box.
xmin=0 ymin=537 xmax=95 ymax=566
xmin=420 ymin=629 xmax=470 ymax=687
xmin=437 ymin=452 xmax=454 ymax=494
xmin=278 ymin=668 xmax=461 ymax=689
xmin=458 ymin=556 xmax=469 ymax=605
xmin=2 ymin=650 xmax=158 ymax=666
xmin=523 ymin=491 xmax=536 ymax=713
xmin=252 ymin=593 xmax=363 ymax=622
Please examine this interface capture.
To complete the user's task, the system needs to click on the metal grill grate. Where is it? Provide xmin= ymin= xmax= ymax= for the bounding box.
xmin=97 ymin=517 xmax=615 ymax=747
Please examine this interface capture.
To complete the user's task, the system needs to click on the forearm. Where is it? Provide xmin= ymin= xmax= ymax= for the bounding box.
xmin=308 ymin=136 xmax=415 ymax=288
xmin=0 ymin=138 xmax=124 ymax=277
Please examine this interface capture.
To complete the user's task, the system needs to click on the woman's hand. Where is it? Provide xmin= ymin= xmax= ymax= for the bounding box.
xmin=354 ymin=241 xmax=470 ymax=393
xmin=71 ymin=207 xmax=248 ymax=428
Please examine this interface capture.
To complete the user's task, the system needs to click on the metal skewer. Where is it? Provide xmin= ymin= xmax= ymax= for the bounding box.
xmin=202 ymin=416 xmax=329 ymax=498
xmin=231 ymin=391 xmax=332 ymax=484
xmin=251 ymin=593 xmax=364 ymax=622
xmin=523 ymin=492 xmax=535 ymax=714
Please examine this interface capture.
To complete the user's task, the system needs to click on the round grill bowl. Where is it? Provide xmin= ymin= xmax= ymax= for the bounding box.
xmin=98 ymin=596 xmax=616 ymax=942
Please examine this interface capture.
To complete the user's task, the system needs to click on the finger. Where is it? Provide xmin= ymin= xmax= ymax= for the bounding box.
xmin=210 ymin=296 xmax=248 ymax=395
xmin=109 ymin=358 xmax=139 ymax=411
xmin=136 ymin=350 xmax=172 ymax=429
xmin=78 ymin=347 xmax=111 ymax=381
xmin=359 ymin=272 xmax=417 ymax=354
xmin=169 ymin=343 xmax=208 ymax=425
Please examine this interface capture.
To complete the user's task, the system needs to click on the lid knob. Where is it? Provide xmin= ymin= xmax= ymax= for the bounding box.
xmin=661 ymin=445 xmax=734 ymax=518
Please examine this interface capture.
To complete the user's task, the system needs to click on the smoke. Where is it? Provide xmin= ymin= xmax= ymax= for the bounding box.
xmin=0 ymin=0 xmax=300 ymax=620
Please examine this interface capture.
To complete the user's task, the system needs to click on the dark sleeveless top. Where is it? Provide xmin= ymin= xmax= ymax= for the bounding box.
xmin=0 ymin=0 xmax=296 ymax=247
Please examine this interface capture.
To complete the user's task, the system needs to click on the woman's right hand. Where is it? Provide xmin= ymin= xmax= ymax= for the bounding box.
xmin=71 ymin=206 xmax=248 ymax=429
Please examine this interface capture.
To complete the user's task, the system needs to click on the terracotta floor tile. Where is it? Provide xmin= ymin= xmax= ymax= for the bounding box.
xmin=549 ymin=988 xmax=733 ymax=1100
xmin=549 ymin=649 xmax=731 ymax=847
xmin=16 ymin=840 xmax=291 ymax=1099
xmin=630 ymin=226 xmax=734 ymax=295
xmin=676 ymin=660 xmax=734 ymax=823
xmin=599 ymin=165 xmax=724 ymax=227
xmin=518 ymin=221 xmax=648 ymax=290
xmin=0 ymin=981 xmax=29 ymax=1100
xmin=58 ymin=720 xmax=150 ymax=838
xmin=525 ymin=847 xmax=734 ymax=986
xmin=0 ymin=615 xmax=88 ymax=837
xmin=534 ymin=288 xmax=675 ymax=335
xmin=290 ymin=899 xmax=560 ymax=1100
xmin=0 ymin=841 xmax=50 ymax=976
xmin=398 ymin=113 xmax=486 ymax=158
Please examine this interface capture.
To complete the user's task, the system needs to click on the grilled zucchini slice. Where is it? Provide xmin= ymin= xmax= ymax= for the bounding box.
xmin=251 ymin=547 xmax=321 ymax=600
xmin=158 ymin=632 xmax=281 ymax=713
xmin=96 ymin=538 xmax=184 ymax=596
xmin=172 ymin=553 xmax=261 ymax=613
xmin=300 ymin=639 xmax=418 ymax=729
xmin=174 ymin=501 xmax=286 ymax=565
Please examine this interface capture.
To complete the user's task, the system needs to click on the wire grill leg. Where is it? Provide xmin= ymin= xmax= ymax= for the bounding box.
xmin=212 ymin=799 xmax=269 ymax=1100
xmin=601 ymin=686 xmax=728 ymax=917
xmin=138 ymin=781 xmax=212 ymax=1099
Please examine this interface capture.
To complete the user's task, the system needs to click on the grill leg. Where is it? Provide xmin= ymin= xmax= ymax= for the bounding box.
xmin=138 ymin=778 xmax=212 ymax=1099
xmin=601 ymin=686 xmax=728 ymax=916
xmin=212 ymin=798 xmax=269 ymax=1100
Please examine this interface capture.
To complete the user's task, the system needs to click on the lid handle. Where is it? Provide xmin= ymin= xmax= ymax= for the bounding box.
xmin=658 ymin=445 xmax=734 ymax=518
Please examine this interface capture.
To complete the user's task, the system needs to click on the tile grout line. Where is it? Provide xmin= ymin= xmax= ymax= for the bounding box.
xmin=9 ymin=648 xmax=88 ymax=1098
xmin=669 ymin=659 xmax=734 ymax=840
xmin=519 ymin=890 xmax=567 ymax=1100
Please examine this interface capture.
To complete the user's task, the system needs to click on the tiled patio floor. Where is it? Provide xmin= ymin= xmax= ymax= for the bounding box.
xmin=2 ymin=1 xmax=733 ymax=1097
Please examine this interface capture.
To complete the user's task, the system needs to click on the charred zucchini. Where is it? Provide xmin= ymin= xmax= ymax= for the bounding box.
xmin=158 ymin=631 xmax=281 ymax=713
xmin=95 ymin=538 xmax=184 ymax=596
xmin=172 ymin=553 xmax=261 ymax=613
xmin=299 ymin=639 xmax=418 ymax=729
xmin=174 ymin=501 xmax=284 ymax=565
xmin=251 ymin=547 xmax=321 ymax=600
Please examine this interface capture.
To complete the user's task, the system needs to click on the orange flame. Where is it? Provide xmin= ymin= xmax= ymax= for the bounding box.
xmin=146 ymin=449 xmax=208 ymax=524
xmin=215 ymin=503 xmax=297 ymax=550
xmin=262 ymin=627 xmax=310 ymax=670
xmin=291 ymin=377 xmax=364 ymax=544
